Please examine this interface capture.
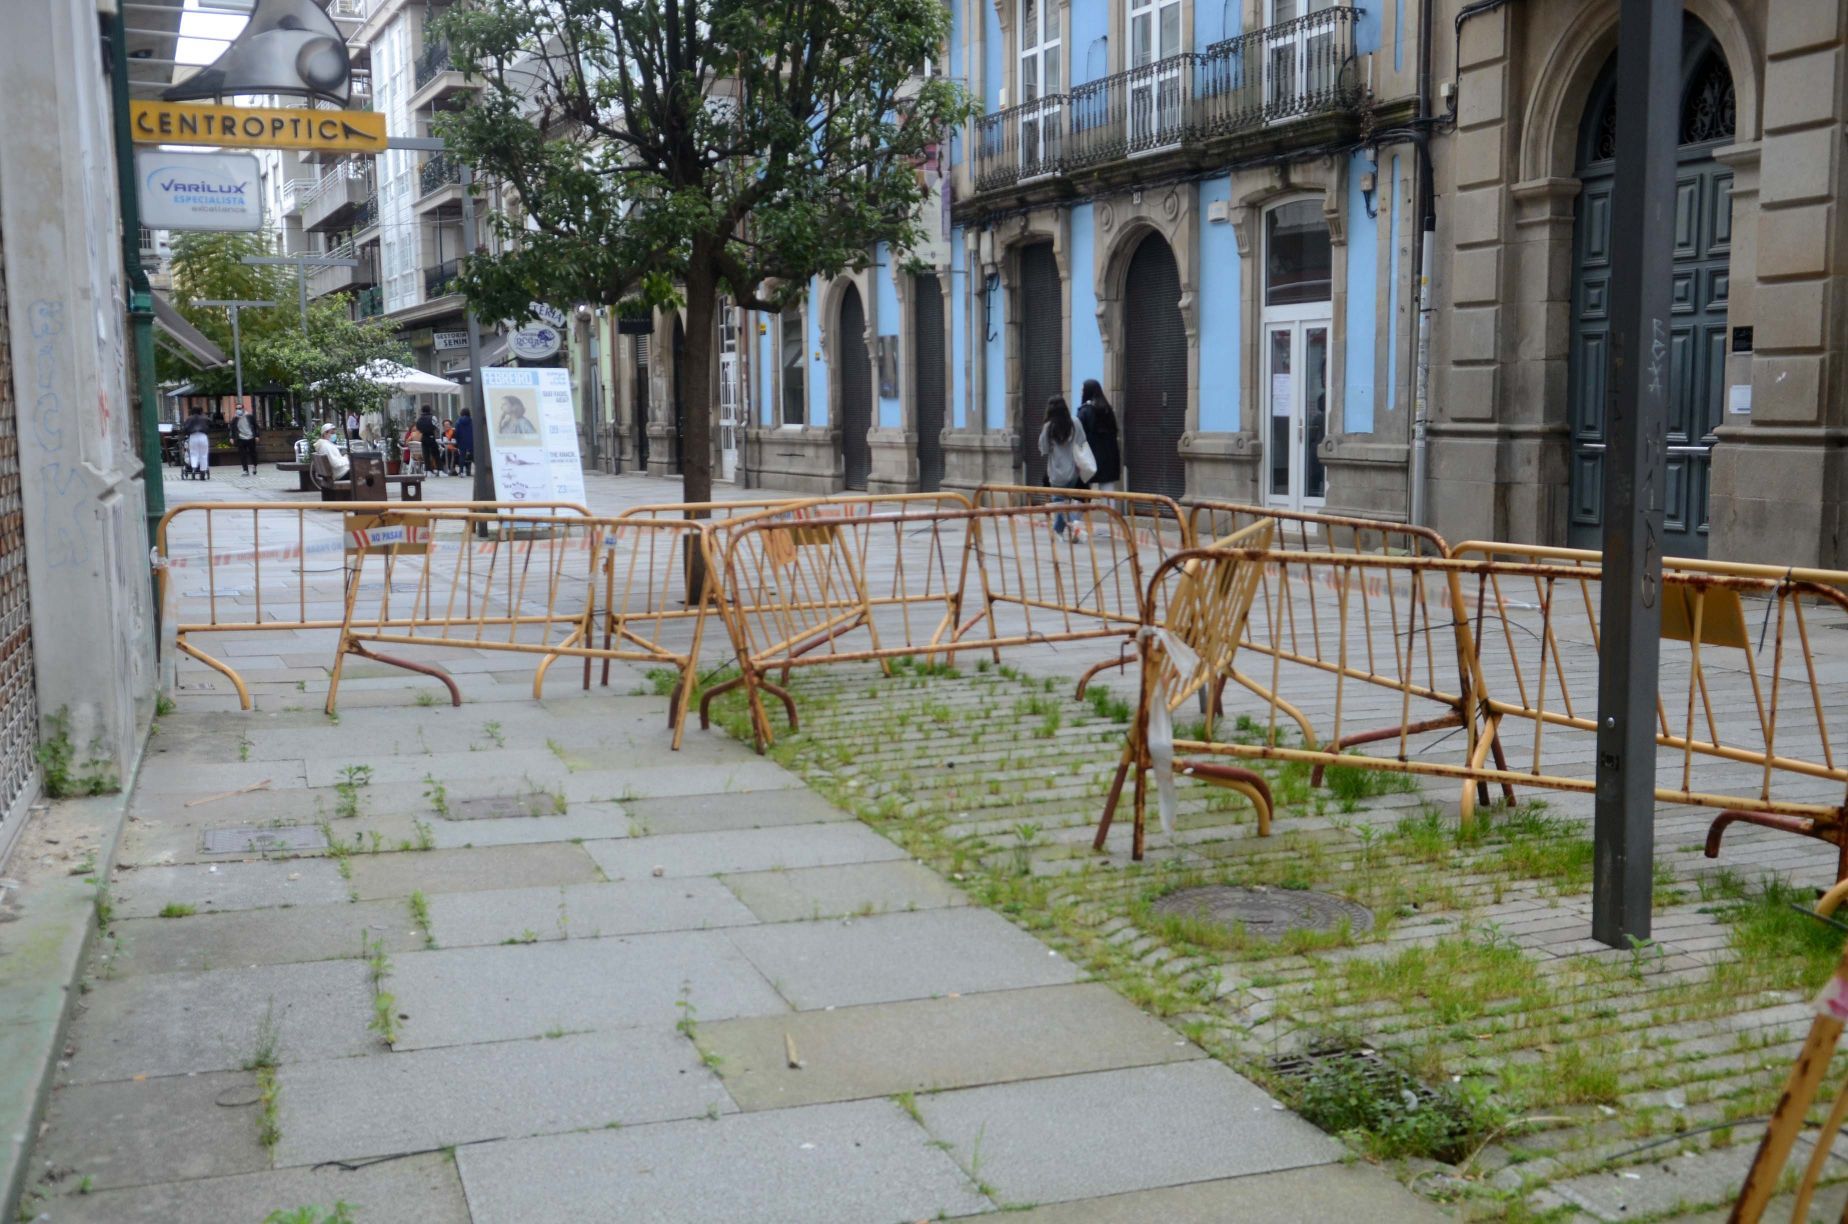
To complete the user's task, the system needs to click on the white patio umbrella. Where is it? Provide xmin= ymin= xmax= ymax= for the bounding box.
xmin=311 ymin=360 xmax=462 ymax=395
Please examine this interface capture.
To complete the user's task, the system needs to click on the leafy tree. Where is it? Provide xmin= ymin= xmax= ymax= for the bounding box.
xmin=436 ymin=0 xmax=971 ymax=507
xmin=162 ymin=232 xmax=292 ymax=393
xmin=245 ymin=297 xmax=412 ymax=431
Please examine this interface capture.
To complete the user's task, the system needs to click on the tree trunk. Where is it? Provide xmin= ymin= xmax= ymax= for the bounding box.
xmin=679 ymin=256 xmax=717 ymax=511
xmin=678 ymin=254 xmax=719 ymax=602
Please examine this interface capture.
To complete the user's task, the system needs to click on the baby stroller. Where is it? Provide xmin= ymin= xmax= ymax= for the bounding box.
xmin=182 ymin=428 xmax=211 ymax=480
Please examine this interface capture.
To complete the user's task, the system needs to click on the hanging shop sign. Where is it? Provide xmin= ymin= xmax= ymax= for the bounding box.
xmin=509 ymin=323 xmax=563 ymax=362
xmin=136 ymin=151 xmax=263 ymax=231
xmin=130 ymin=101 xmax=387 ymax=154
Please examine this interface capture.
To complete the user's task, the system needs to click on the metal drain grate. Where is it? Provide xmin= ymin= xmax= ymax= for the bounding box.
xmin=201 ymin=825 xmax=329 ymax=855
xmin=447 ymin=793 xmax=553 ymax=820
xmin=1150 ymin=884 xmax=1374 ymax=936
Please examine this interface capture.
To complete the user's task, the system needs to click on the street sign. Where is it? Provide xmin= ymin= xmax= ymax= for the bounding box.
xmin=130 ymin=101 xmax=387 ymax=154
xmin=433 ymin=330 xmax=470 ymax=351
xmin=136 ymin=151 xmax=262 ymax=231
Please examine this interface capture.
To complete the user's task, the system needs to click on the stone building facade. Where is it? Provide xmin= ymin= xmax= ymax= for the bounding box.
xmin=716 ymin=0 xmax=1848 ymax=567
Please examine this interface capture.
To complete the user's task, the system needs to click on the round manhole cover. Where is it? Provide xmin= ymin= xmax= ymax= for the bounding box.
xmin=1150 ymin=885 xmax=1374 ymax=936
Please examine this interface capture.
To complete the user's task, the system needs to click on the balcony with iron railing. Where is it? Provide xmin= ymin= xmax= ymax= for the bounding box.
xmin=302 ymin=163 xmax=375 ymax=232
xmin=352 ymin=193 xmax=379 ymax=234
xmin=411 ymin=39 xmax=479 ymax=109
xmin=425 ymin=258 xmax=463 ymax=301
xmin=307 ymin=240 xmax=379 ymax=299
xmin=972 ymin=7 xmax=1364 ymax=196
xmin=357 ymin=286 xmax=384 ymax=319
xmin=416 ymin=152 xmax=464 ymax=213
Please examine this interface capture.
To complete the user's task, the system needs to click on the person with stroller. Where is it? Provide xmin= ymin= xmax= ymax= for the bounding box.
xmin=181 ymin=406 xmax=213 ymax=480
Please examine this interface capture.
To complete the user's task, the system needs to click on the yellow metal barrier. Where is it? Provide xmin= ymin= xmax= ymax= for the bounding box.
xmin=325 ymin=509 xmax=720 ymax=741
xmin=1731 ymin=881 xmax=1848 ymax=1222
xmin=1097 ymin=547 xmax=1848 ymax=869
xmin=153 ymin=500 xmax=591 ymax=709
xmin=702 ymin=502 xmax=1146 ymax=751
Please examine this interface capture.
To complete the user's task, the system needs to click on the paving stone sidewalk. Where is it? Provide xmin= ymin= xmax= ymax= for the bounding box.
xmin=16 ymin=677 xmax=1444 ymax=1222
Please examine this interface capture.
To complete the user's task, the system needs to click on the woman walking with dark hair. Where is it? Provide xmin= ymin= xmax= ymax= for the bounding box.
xmin=1077 ymin=379 xmax=1121 ymax=492
xmin=1036 ymin=395 xmax=1090 ymax=538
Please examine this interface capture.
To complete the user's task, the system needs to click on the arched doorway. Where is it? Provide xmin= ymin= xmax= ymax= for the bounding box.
xmin=671 ymin=316 xmax=686 ymax=475
xmin=1121 ymin=232 xmax=1187 ymax=499
xmin=1568 ymin=18 xmax=1734 ymax=556
xmin=837 ymin=285 xmax=872 ymax=490
xmin=912 ymin=273 xmax=946 ymax=492
xmin=1017 ymin=243 xmax=1062 ymax=488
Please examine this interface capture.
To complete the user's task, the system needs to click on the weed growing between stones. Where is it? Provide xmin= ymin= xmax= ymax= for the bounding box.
xmin=697 ymin=661 xmax=1843 ymax=1218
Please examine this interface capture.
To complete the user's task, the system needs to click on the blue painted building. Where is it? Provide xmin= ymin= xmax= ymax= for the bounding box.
xmin=741 ymin=0 xmax=1421 ymax=518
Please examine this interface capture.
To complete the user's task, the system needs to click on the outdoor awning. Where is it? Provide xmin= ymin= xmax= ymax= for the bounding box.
xmin=151 ymin=293 xmax=227 ymax=369
xmin=312 ymin=360 xmax=463 ymax=395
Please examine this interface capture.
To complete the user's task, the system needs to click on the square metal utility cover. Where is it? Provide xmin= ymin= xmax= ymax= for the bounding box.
xmin=201 ymin=825 xmax=329 ymax=855
xmin=448 ymin=794 xmax=549 ymax=820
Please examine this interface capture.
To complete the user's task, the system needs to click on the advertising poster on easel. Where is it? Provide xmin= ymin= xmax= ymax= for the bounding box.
xmin=480 ymin=367 xmax=586 ymax=504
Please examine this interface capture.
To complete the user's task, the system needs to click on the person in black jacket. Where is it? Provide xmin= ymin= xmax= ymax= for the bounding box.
xmin=229 ymin=404 xmax=260 ymax=475
xmin=1077 ymin=379 xmax=1121 ymax=491
xmin=414 ymin=404 xmax=441 ymax=475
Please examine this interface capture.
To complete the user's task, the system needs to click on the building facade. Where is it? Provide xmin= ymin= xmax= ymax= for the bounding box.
xmin=731 ymin=0 xmax=1848 ymax=567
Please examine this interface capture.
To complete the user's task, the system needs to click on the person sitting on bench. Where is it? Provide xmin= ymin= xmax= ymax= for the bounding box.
xmin=312 ymin=423 xmax=351 ymax=485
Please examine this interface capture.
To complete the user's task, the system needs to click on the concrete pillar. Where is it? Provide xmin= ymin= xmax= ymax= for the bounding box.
xmin=0 ymin=0 xmax=157 ymax=780
xmin=1708 ymin=4 xmax=1848 ymax=566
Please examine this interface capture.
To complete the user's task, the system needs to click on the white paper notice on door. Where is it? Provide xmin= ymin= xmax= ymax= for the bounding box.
xmin=1727 ymin=383 xmax=1752 ymax=415
xmin=1270 ymin=373 xmax=1292 ymax=419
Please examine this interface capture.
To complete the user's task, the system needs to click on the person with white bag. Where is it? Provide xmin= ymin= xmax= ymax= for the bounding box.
xmin=1036 ymin=395 xmax=1094 ymax=539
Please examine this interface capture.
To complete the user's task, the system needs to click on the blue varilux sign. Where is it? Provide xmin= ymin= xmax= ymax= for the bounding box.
xmin=136 ymin=151 xmax=263 ymax=232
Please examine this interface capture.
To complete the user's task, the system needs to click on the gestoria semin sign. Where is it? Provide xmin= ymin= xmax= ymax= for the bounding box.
xmin=130 ymin=101 xmax=387 ymax=154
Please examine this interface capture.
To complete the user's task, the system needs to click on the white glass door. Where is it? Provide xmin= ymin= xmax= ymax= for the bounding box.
xmin=1017 ymin=0 xmax=1061 ymax=176
xmin=1128 ymin=0 xmax=1183 ymax=149
xmin=1264 ymin=320 xmax=1329 ymax=509
xmin=718 ymin=304 xmax=740 ymax=482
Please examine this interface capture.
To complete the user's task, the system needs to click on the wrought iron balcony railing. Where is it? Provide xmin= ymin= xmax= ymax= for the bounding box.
xmin=414 ymin=40 xmax=455 ymax=91
xmin=419 ymin=152 xmax=461 ymax=197
xmin=971 ymin=6 xmax=1361 ymax=194
xmin=353 ymin=194 xmax=378 ymax=231
xmin=425 ymin=259 xmax=462 ymax=300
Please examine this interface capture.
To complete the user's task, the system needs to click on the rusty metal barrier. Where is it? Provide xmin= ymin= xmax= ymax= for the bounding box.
xmin=325 ymin=509 xmax=719 ymax=740
xmin=1096 ymin=547 xmax=1848 ymax=869
xmin=701 ymin=502 xmax=1145 ymax=751
xmin=1188 ymin=499 xmax=1450 ymax=559
xmin=153 ymin=500 xmax=591 ymax=709
xmin=616 ymin=491 xmax=973 ymax=522
xmin=1451 ymin=540 xmax=1848 ymax=875
xmin=974 ymin=484 xmax=1192 ymax=555
xmin=1730 ymin=878 xmax=1848 ymax=1222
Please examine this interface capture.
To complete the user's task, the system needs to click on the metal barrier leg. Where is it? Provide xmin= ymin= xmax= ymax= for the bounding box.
xmin=176 ymin=636 xmax=252 ymax=711
xmin=1729 ymin=984 xmax=1848 ymax=1221
xmin=1178 ymin=759 xmax=1274 ymax=837
xmin=337 ymin=640 xmax=462 ymax=710
xmin=1094 ymin=746 xmax=1134 ymax=853
xmin=1309 ymin=713 xmax=1465 ymax=787
xmin=1073 ymin=648 xmax=1133 ymax=701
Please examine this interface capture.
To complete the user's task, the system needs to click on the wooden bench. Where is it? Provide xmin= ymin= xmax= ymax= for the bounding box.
xmin=278 ymin=461 xmax=422 ymax=502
